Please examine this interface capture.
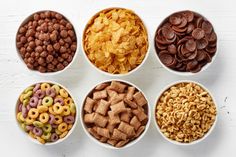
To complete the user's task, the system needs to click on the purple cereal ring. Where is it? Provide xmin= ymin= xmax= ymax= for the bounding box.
xmin=25 ymin=125 xmax=34 ymax=131
xmin=29 ymin=96 xmax=39 ymax=108
xmin=37 ymin=99 xmax=42 ymax=106
xmin=22 ymin=105 xmax=28 ymax=118
xmin=54 ymin=97 xmax=64 ymax=105
xmin=26 ymin=105 xmax=31 ymax=112
xmin=64 ymin=115 xmax=75 ymax=124
xmin=51 ymin=124 xmax=58 ymax=129
xmin=48 ymin=114 xmax=55 ymax=124
xmin=33 ymin=83 xmax=40 ymax=93
xmin=34 ymin=90 xmax=45 ymax=99
xmin=46 ymin=88 xmax=56 ymax=98
xmin=18 ymin=104 xmax=23 ymax=112
xmin=33 ymin=127 xmax=43 ymax=136
xmin=51 ymin=133 xmax=59 ymax=142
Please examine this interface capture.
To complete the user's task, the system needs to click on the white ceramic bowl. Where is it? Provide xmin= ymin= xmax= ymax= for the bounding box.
xmin=80 ymin=79 xmax=151 ymax=149
xmin=154 ymin=10 xmax=218 ymax=76
xmin=81 ymin=7 xmax=150 ymax=77
xmin=15 ymin=10 xmax=79 ymax=76
xmin=154 ymin=80 xmax=218 ymax=146
xmin=15 ymin=81 xmax=79 ymax=146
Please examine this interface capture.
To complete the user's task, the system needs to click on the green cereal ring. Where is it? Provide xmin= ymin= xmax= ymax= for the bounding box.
xmin=51 ymin=85 xmax=60 ymax=94
xmin=23 ymin=98 xmax=30 ymax=106
xmin=20 ymin=94 xmax=25 ymax=102
xmin=23 ymin=91 xmax=33 ymax=99
xmin=42 ymin=124 xmax=52 ymax=133
xmin=33 ymin=121 xmax=44 ymax=128
xmin=42 ymin=96 xmax=53 ymax=107
xmin=24 ymin=86 xmax=34 ymax=93
xmin=41 ymin=132 xmax=51 ymax=140
xmin=55 ymin=129 xmax=62 ymax=135
xmin=69 ymin=103 xmax=76 ymax=114
xmin=21 ymin=123 xmax=26 ymax=131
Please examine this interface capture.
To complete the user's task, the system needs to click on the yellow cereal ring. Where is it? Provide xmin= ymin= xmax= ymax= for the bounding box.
xmin=21 ymin=123 xmax=26 ymax=131
xmin=61 ymin=106 xmax=70 ymax=116
xmin=51 ymin=84 xmax=60 ymax=94
xmin=36 ymin=136 xmax=46 ymax=144
xmin=39 ymin=113 xmax=49 ymax=123
xmin=29 ymin=131 xmax=35 ymax=139
xmin=69 ymin=103 xmax=76 ymax=114
xmin=49 ymin=106 xmax=57 ymax=115
xmin=17 ymin=112 xmax=23 ymax=122
xmin=59 ymin=89 xmax=68 ymax=98
xmin=59 ymin=131 xmax=68 ymax=139
xmin=58 ymin=122 xmax=68 ymax=132
xmin=37 ymin=105 xmax=48 ymax=113
xmin=23 ymin=98 xmax=29 ymax=106
xmin=64 ymin=97 xmax=73 ymax=106
xmin=55 ymin=129 xmax=62 ymax=135
xmin=68 ymin=124 xmax=73 ymax=130
xmin=41 ymin=83 xmax=51 ymax=91
xmin=54 ymin=115 xmax=63 ymax=125
xmin=25 ymin=116 xmax=34 ymax=125
xmin=20 ymin=94 xmax=25 ymax=102
xmin=42 ymin=96 xmax=53 ymax=107
xmin=28 ymin=108 xmax=39 ymax=119
xmin=41 ymin=132 xmax=51 ymax=140
xmin=24 ymin=86 xmax=34 ymax=93
xmin=53 ymin=103 xmax=63 ymax=114
xmin=19 ymin=113 xmax=25 ymax=122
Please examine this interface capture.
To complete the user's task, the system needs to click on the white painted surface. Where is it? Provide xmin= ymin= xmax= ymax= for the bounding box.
xmin=0 ymin=0 xmax=235 ymax=157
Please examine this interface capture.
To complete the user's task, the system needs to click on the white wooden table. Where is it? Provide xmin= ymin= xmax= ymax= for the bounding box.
xmin=0 ymin=0 xmax=235 ymax=156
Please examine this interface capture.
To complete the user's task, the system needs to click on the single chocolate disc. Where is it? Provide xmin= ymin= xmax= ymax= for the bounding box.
xmin=192 ymin=28 xmax=205 ymax=40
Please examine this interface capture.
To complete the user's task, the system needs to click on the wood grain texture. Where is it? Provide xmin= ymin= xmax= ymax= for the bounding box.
xmin=0 ymin=0 xmax=236 ymax=157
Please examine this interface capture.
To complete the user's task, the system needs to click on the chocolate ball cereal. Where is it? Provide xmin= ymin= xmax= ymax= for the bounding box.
xmin=155 ymin=10 xmax=217 ymax=73
xmin=82 ymin=81 xmax=149 ymax=148
xmin=155 ymin=82 xmax=217 ymax=143
xmin=16 ymin=11 xmax=77 ymax=73
xmin=16 ymin=82 xmax=77 ymax=144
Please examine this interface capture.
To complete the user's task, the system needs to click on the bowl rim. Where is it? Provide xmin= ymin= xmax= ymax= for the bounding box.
xmin=81 ymin=7 xmax=151 ymax=77
xmin=15 ymin=80 xmax=79 ymax=146
xmin=153 ymin=10 xmax=218 ymax=76
xmin=15 ymin=9 xmax=79 ymax=76
xmin=153 ymin=80 xmax=218 ymax=146
xmin=80 ymin=79 xmax=151 ymax=149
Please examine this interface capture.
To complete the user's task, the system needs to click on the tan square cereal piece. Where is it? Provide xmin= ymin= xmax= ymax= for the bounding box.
xmin=99 ymin=137 xmax=108 ymax=143
xmin=84 ymin=113 xmax=95 ymax=123
xmin=96 ymin=127 xmax=110 ymax=138
xmin=115 ymin=139 xmax=129 ymax=148
xmin=107 ymin=89 xmax=118 ymax=99
xmin=134 ymin=126 xmax=145 ymax=138
xmin=107 ymin=121 xmax=116 ymax=133
xmin=107 ymin=139 xmax=118 ymax=146
xmin=108 ymin=111 xmax=120 ymax=125
xmin=95 ymin=83 xmax=109 ymax=90
xmin=93 ymin=90 xmax=107 ymax=100
xmin=120 ymin=108 xmax=131 ymax=123
xmin=130 ymin=116 xmax=141 ymax=130
xmin=110 ymin=81 xmax=126 ymax=93
xmin=96 ymin=99 xmax=110 ymax=116
xmin=110 ymin=93 xmax=125 ymax=105
xmin=118 ymin=121 xmax=135 ymax=137
xmin=84 ymin=97 xmax=95 ymax=113
xmin=132 ymin=109 xmax=148 ymax=122
xmin=124 ymin=98 xmax=137 ymax=108
xmin=133 ymin=92 xmax=147 ymax=106
xmin=110 ymin=101 xmax=127 ymax=115
xmin=126 ymin=86 xmax=135 ymax=100
xmin=93 ymin=113 xmax=108 ymax=128
xmin=112 ymin=129 xmax=127 ymax=141
xmin=87 ymin=128 xmax=100 ymax=140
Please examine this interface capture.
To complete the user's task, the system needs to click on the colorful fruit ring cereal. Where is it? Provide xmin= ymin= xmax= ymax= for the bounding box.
xmin=15 ymin=82 xmax=77 ymax=145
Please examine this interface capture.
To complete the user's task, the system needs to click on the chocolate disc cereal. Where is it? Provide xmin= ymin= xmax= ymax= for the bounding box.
xmin=82 ymin=81 xmax=149 ymax=148
xmin=155 ymin=82 xmax=217 ymax=143
xmin=16 ymin=11 xmax=77 ymax=73
xmin=83 ymin=8 xmax=149 ymax=74
xmin=155 ymin=10 xmax=217 ymax=73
